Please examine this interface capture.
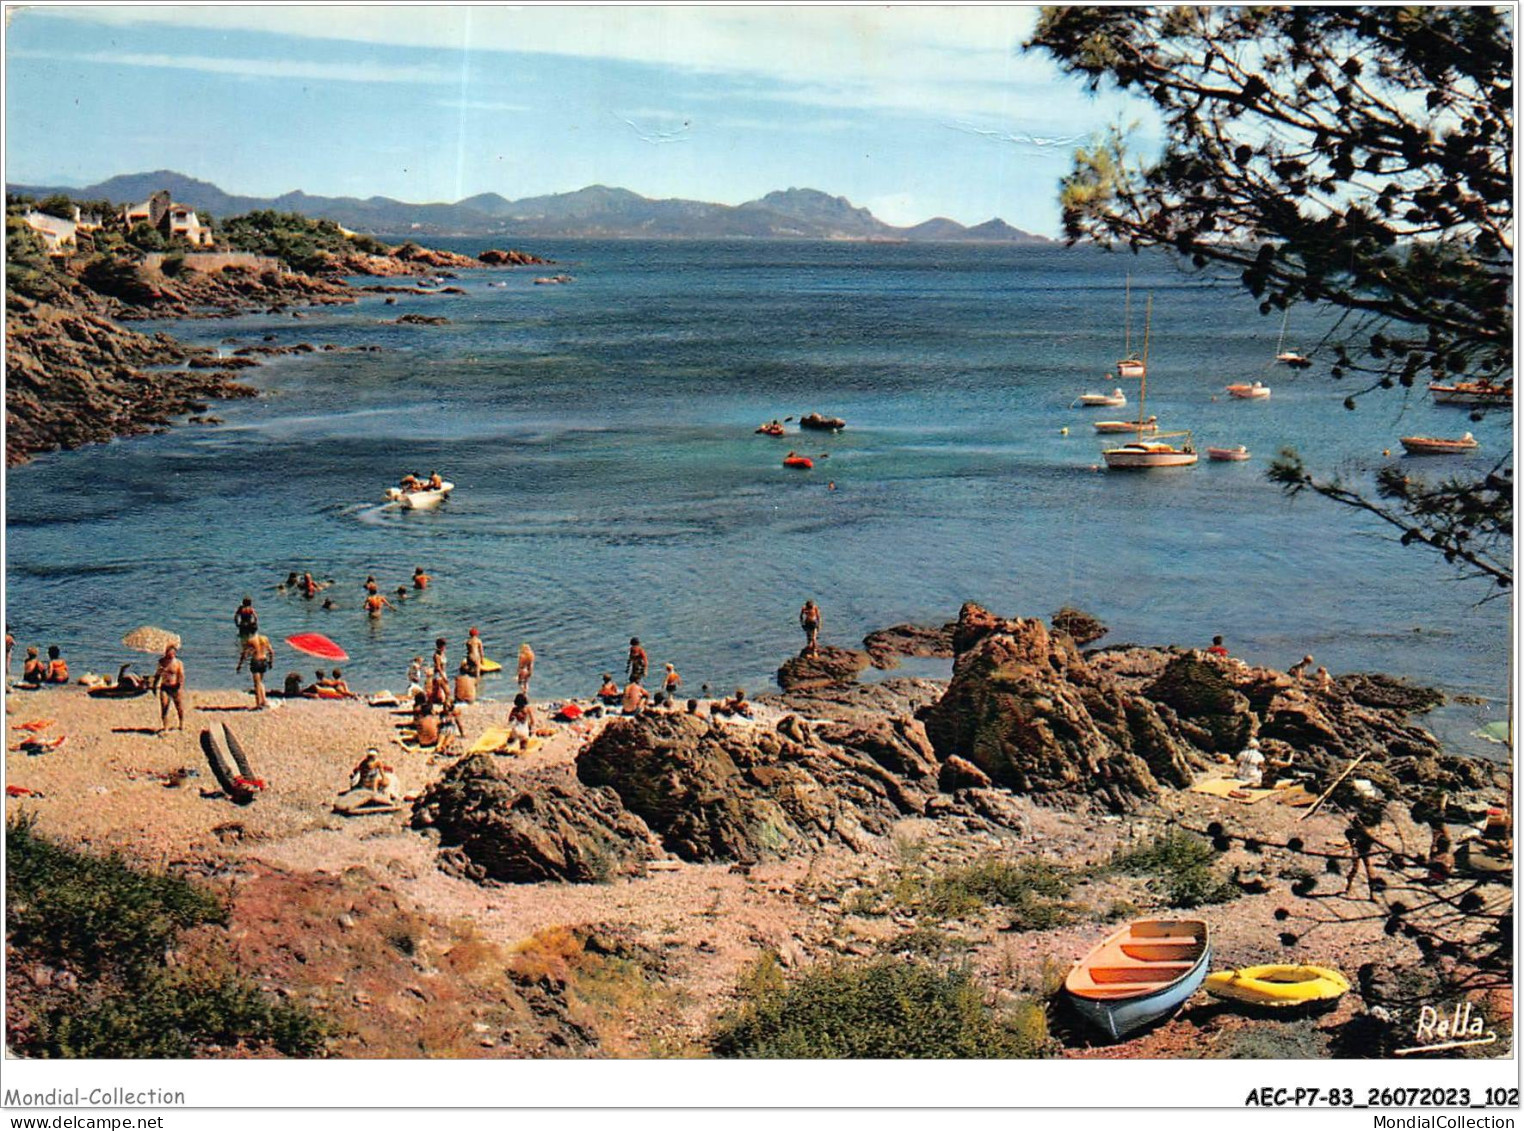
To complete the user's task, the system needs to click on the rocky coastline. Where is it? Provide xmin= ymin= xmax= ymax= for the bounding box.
xmin=4 ymin=600 xmax=1509 ymax=1059
xmin=4 ymin=242 xmax=548 ymax=467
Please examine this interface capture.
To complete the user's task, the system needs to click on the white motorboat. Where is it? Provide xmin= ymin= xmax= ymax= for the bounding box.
xmin=1226 ymin=381 xmax=1271 ymax=400
xmin=1207 ymin=445 xmax=1251 ymax=461
xmin=385 ymin=480 xmax=455 ymax=509
xmin=1079 ymin=388 xmax=1128 ymax=408
xmin=1400 ymin=433 xmax=1479 ymax=455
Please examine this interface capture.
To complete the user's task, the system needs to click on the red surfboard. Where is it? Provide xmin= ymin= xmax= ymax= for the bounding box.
xmin=284 ymin=633 xmax=349 ymax=662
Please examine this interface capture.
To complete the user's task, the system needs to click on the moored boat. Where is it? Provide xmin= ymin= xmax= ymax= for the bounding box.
xmin=1094 ymin=416 xmax=1157 ymax=434
xmin=1430 ymin=380 xmax=1513 ymax=406
xmin=1226 ymin=381 xmax=1271 ymax=399
xmin=1101 ymin=294 xmax=1197 ymax=470
xmin=799 ymin=413 xmax=846 ymax=432
xmin=1103 ymin=438 xmax=1199 ymax=469
xmin=1207 ymin=445 xmax=1251 ymax=461
xmin=755 ymin=421 xmax=786 ymax=437
xmin=1078 ymin=388 xmax=1127 ymax=408
xmin=1116 ymin=358 xmax=1145 ymax=380
xmin=782 ymin=454 xmax=814 ymax=470
xmin=1400 ymin=433 xmax=1478 ymax=455
xmin=1065 ymin=919 xmax=1211 ymax=1039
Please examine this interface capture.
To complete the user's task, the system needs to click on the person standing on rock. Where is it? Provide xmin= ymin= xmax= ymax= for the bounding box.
xmin=662 ymin=662 xmax=682 ymax=703
xmin=799 ymin=600 xmax=821 ymax=656
xmin=237 ymin=631 xmax=275 ymax=709
xmin=153 ymin=644 xmax=187 ymax=732
xmin=626 ymin=637 xmax=648 ymax=686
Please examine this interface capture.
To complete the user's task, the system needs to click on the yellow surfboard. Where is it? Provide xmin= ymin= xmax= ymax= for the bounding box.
xmin=479 ymin=658 xmax=503 ymax=674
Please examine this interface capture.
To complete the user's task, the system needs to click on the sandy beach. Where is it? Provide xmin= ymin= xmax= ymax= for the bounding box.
xmin=6 ymin=669 xmax=1510 ymax=1059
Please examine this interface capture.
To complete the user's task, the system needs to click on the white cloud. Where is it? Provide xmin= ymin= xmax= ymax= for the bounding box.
xmin=21 ymin=6 xmax=1067 ymax=119
xmin=437 ymin=99 xmax=531 ymax=113
xmin=8 ymin=46 xmax=456 ymax=85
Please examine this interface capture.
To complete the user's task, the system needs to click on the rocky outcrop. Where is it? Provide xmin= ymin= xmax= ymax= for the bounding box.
xmin=862 ymin=622 xmax=955 ymax=668
xmin=478 ymin=248 xmax=553 ymax=266
xmin=411 ymin=756 xmax=659 ymax=884
xmin=5 ymin=291 xmax=257 ymax=466
xmin=393 ymin=313 xmax=450 ymax=326
xmin=1051 ymin=606 xmax=1108 ymax=647
xmin=577 ymin=710 xmax=941 ymax=863
xmin=924 ymin=603 xmax=1208 ymax=811
xmin=776 ymin=645 xmax=872 ymax=692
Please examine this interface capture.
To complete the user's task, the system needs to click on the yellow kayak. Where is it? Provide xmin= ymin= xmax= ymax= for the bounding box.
xmin=1205 ymin=964 xmax=1350 ymax=1007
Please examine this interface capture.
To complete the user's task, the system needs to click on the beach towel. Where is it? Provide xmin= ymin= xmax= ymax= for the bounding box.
xmin=1189 ymin=777 xmax=1281 ymax=804
xmin=15 ymin=719 xmax=53 ymax=732
xmin=467 ymin=727 xmax=510 ymax=755
xmin=368 ymin=691 xmax=402 ymax=707
xmin=333 ymin=789 xmax=403 ymax=816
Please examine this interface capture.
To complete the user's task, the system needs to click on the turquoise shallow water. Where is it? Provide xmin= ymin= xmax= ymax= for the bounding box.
xmin=4 ymin=241 xmax=1511 ymax=750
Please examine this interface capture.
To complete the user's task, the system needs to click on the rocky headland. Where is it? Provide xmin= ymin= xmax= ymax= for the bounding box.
xmin=4 ymin=236 xmax=548 ymax=467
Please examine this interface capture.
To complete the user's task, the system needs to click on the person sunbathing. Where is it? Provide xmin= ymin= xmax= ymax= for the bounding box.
xmin=620 ymin=680 xmax=650 ymax=716
xmin=20 ymin=647 xmax=44 ymax=684
xmin=715 ymin=688 xmax=754 ymax=718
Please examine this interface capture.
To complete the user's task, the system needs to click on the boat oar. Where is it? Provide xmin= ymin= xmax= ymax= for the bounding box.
xmin=1298 ymin=751 xmax=1371 ymax=821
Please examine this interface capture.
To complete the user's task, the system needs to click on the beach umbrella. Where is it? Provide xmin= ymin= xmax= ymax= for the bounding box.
xmin=284 ymin=632 xmax=349 ymax=662
xmin=122 ymin=626 xmax=181 ymax=654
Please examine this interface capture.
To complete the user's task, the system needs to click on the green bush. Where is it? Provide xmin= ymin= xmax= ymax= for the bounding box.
xmin=1109 ymin=829 xmax=1237 ymax=909
xmin=712 ymin=955 xmax=1053 ymax=1059
xmin=218 ymin=209 xmax=385 ymax=272
xmin=851 ymin=854 xmax=1082 ymax=930
xmin=6 ymin=813 xmax=328 ymax=1057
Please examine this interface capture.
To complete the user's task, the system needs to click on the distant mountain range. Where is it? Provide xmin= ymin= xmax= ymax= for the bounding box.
xmin=6 ymin=171 xmax=1053 ymax=244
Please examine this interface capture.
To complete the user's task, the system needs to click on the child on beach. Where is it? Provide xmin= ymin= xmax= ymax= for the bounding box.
xmin=507 ymin=693 xmax=535 ymax=752
xmin=21 ymin=647 xmax=43 ymax=684
xmin=43 ymin=645 xmax=69 ymax=684
xmin=662 ymin=662 xmax=681 ymax=702
xmin=407 ymin=656 xmax=426 ymax=692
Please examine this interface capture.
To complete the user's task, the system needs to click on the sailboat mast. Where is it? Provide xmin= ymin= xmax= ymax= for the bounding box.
xmin=1137 ymin=296 xmax=1152 ymax=426
xmin=1124 ymin=276 xmax=1132 ymax=358
xmin=1276 ymin=306 xmax=1289 ymax=356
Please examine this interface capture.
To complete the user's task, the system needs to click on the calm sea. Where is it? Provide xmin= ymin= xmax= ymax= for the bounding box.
xmin=5 ymin=241 xmax=1511 ymax=753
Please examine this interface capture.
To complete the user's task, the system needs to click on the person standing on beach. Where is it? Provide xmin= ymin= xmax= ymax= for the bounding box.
xmin=237 ymin=631 xmax=274 ymax=709
xmin=465 ymin=629 xmax=485 ymax=677
xmin=662 ymin=662 xmax=682 ymax=703
xmin=799 ymin=600 xmax=821 ymax=656
xmin=5 ymin=625 xmax=13 ymax=680
xmin=432 ymin=637 xmax=449 ymax=682
xmin=517 ymin=643 xmax=535 ymax=696
xmin=153 ymin=644 xmax=187 ymax=732
xmin=234 ymin=597 xmax=259 ymax=642
xmin=626 ymin=638 xmax=648 ymax=686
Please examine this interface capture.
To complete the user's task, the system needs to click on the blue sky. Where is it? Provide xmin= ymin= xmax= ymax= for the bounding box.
xmin=4 ymin=6 xmax=1155 ymax=234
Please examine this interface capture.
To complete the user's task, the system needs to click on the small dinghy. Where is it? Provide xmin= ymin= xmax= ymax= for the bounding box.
xmin=1207 ymin=445 xmax=1251 ymax=461
xmin=1064 ymin=919 xmax=1211 ymax=1040
xmin=1095 ymin=417 xmax=1157 ymax=434
xmin=1078 ymin=388 xmax=1127 ymax=408
xmin=385 ymin=480 xmax=455 ymax=509
xmin=1401 ymin=433 xmax=1479 ymax=455
xmin=783 ymin=454 xmax=814 ymax=470
xmin=1226 ymin=381 xmax=1271 ymax=399
xmin=755 ymin=422 xmax=786 ymax=437
xmin=1204 ymin=965 xmax=1349 ymax=1008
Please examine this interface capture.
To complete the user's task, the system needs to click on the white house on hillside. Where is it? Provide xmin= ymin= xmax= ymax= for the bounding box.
xmin=123 ymin=189 xmax=213 ymax=247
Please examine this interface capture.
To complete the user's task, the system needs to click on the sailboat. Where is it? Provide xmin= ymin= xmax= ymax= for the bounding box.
xmin=1117 ymin=275 xmax=1145 ymax=379
xmin=1103 ymin=296 xmax=1198 ymax=469
xmin=1274 ymin=306 xmax=1307 ymax=364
